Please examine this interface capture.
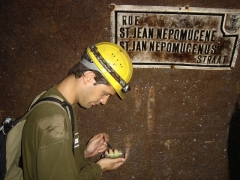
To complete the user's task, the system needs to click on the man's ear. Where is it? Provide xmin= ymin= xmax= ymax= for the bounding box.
xmin=83 ymin=71 xmax=96 ymax=84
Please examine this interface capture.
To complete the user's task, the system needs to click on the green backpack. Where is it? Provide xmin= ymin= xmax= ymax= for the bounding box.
xmin=0 ymin=92 xmax=74 ymax=180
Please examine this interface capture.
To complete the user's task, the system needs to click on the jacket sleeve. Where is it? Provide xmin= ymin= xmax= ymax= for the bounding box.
xmin=78 ymin=145 xmax=103 ymax=179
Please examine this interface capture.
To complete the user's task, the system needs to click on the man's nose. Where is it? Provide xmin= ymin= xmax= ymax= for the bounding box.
xmin=100 ymin=96 xmax=110 ymax=105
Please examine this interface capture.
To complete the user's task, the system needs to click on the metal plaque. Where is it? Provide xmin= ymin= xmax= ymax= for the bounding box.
xmin=110 ymin=4 xmax=240 ymax=70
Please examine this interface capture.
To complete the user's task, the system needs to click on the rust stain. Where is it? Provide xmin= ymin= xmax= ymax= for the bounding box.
xmin=109 ymin=4 xmax=115 ymax=12
xmin=134 ymin=85 xmax=142 ymax=112
xmin=124 ymin=135 xmax=132 ymax=154
xmin=215 ymin=37 xmax=232 ymax=54
xmin=147 ymin=86 xmax=155 ymax=132
xmin=138 ymin=15 xmax=166 ymax=27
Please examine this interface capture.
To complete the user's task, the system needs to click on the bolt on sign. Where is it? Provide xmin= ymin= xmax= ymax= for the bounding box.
xmin=110 ymin=4 xmax=240 ymax=70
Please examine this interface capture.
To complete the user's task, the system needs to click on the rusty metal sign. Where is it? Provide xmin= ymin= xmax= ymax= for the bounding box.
xmin=110 ymin=4 xmax=240 ymax=70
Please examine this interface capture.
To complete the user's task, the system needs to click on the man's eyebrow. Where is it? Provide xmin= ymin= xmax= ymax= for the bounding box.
xmin=104 ymin=91 xmax=114 ymax=96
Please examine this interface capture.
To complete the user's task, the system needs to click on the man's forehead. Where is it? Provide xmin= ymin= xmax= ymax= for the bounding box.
xmin=102 ymin=85 xmax=116 ymax=96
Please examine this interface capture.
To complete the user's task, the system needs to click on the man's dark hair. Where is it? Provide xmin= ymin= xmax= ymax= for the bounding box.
xmin=68 ymin=62 xmax=110 ymax=86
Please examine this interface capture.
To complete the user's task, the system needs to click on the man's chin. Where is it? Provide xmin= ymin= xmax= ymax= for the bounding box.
xmin=78 ymin=103 xmax=92 ymax=109
xmin=85 ymin=105 xmax=92 ymax=109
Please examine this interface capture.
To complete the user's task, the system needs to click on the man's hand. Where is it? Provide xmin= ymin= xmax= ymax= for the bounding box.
xmin=84 ymin=133 xmax=109 ymax=158
xmin=96 ymin=149 xmax=128 ymax=172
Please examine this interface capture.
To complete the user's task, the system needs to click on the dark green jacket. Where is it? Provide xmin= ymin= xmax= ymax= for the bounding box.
xmin=22 ymin=86 xmax=102 ymax=180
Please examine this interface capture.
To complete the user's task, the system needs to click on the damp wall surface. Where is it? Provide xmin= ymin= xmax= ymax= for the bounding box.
xmin=1 ymin=0 xmax=240 ymax=179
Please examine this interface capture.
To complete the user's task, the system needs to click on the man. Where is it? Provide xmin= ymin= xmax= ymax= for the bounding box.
xmin=21 ymin=42 xmax=133 ymax=179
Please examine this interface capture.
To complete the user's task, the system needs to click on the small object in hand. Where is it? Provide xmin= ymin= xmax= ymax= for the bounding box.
xmin=101 ymin=151 xmax=125 ymax=159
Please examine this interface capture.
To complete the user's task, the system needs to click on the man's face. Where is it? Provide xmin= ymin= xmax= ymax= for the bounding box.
xmin=77 ymin=73 xmax=116 ymax=109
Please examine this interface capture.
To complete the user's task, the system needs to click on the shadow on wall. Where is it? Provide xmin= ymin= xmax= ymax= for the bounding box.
xmin=228 ymin=94 xmax=240 ymax=180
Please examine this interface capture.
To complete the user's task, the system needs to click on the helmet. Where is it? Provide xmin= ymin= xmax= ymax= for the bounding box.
xmin=81 ymin=42 xmax=133 ymax=99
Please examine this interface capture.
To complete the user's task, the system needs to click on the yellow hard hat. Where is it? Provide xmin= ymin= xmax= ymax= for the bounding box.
xmin=81 ymin=42 xmax=133 ymax=99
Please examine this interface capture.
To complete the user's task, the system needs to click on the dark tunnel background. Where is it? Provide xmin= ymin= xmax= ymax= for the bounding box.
xmin=1 ymin=0 xmax=240 ymax=179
